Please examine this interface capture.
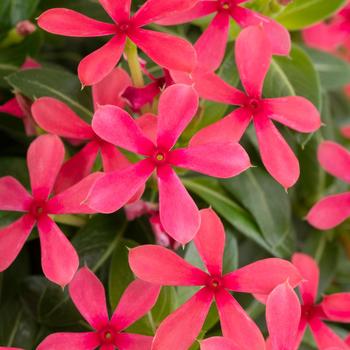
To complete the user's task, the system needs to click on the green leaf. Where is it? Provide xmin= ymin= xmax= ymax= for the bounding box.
xmin=276 ymin=0 xmax=346 ymax=30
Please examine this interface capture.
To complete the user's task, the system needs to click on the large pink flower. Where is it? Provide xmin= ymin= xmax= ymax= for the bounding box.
xmin=0 ymin=134 xmax=99 ymax=286
xmin=307 ymin=141 xmax=350 ymax=229
xmin=37 ymin=0 xmax=198 ymax=85
xmin=292 ymin=253 xmax=350 ymax=350
xmin=188 ymin=25 xmax=321 ymax=189
xmin=87 ymin=84 xmax=251 ymax=244
xmin=128 ymin=208 xmax=302 ymax=350
xmin=37 ymin=267 xmax=160 ymax=350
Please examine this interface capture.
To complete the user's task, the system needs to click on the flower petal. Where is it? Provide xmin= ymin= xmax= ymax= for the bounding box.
xmin=0 ymin=98 xmax=23 ymax=118
xmin=99 ymin=142 xmax=132 ymax=172
xmin=200 ymin=337 xmax=240 ymax=350
xmin=254 ymin=113 xmax=300 ymax=189
xmin=128 ymin=28 xmax=197 ymax=72
xmin=157 ymin=165 xmax=200 ymax=244
xmin=37 ymin=332 xmax=100 ymax=350
xmin=215 ymin=289 xmax=265 ymax=350
xmin=111 ymin=279 xmax=160 ymax=330
xmin=87 ymin=160 xmax=154 ymax=213
xmin=262 ymin=97 xmax=321 ymax=133
xmin=38 ymin=8 xmax=116 ymax=37
xmin=98 ymin=0 xmax=131 ymax=23
xmin=0 ymin=215 xmax=35 ymax=272
xmin=0 ymin=176 xmax=32 ymax=212
xmin=266 ymin=282 xmax=301 ymax=350
xmin=78 ymin=35 xmax=126 ymax=86
xmin=318 ymin=141 xmax=350 ymax=183
xmin=92 ymin=105 xmax=155 ymax=155
xmin=292 ymin=253 xmax=319 ymax=305
xmin=31 ymin=97 xmax=94 ymax=140
xmin=38 ymin=216 xmax=79 ymax=286
xmin=341 ymin=124 xmax=350 ymax=139
xmin=152 ymin=288 xmax=213 ymax=350
xmin=322 ymin=293 xmax=350 ymax=323
xmin=235 ymin=25 xmax=272 ymax=98
xmin=129 ymin=245 xmax=208 ymax=286
xmin=306 ymin=192 xmax=350 ymax=230
xmin=157 ymin=84 xmax=198 ymax=150
xmin=114 ymin=333 xmax=153 ymax=350
xmin=222 ymin=258 xmax=302 ymax=294
xmin=69 ymin=267 xmax=109 ymax=330
xmin=27 ymin=134 xmax=65 ymax=200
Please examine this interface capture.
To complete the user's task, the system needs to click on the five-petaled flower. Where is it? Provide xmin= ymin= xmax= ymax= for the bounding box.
xmin=307 ymin=141 xmax=350 ymax=229
xmin=128 ymin=208 xmax=302 ymax=350
xmin=37 ymin=267 xmax=160 ymax=350
xmin=0 ymin=134 xmax=100 ymax=286
xmin=38 ymin=0 xmax=199 ymax=85
xmin=86 ymin=84 xmax=251 ymax=244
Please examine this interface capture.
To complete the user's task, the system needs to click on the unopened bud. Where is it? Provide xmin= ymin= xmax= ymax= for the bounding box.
xmin=16 ymin=20 xmax=36 ymax=37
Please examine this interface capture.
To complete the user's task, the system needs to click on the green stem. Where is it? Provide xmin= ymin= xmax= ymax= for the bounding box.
xmin=125 ymin=39 xmax=144 ymax=88
xmin=315 ymin=234 xmax=327 ymax=263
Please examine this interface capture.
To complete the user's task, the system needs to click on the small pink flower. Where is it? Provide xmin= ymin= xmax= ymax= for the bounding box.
xmin=37 ymin=267 xmax=160 ymax=350
xmin=128 ymin=208 xmax=302 ymax=350
xmin=37 ymin=0 xmax=198 ymax=86
xmin=188 ymin=25 xmax=321 ymax=189
xmin=0 ymin=134 xmax=100 ymax=286
xmin=87 ymin=84 xmax=251 ymax=244
xmin=307 ymin=141 xmax=350 ymax=230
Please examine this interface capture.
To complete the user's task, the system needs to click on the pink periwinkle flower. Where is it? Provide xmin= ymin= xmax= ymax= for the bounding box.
xmin=128 ymin=208 xmax=302 ymax=350
xmin=188 ymin=25 xmax=321 ymax=189
xmin=0 ymin=134 xmax=100 ymax=286
xmin=37 ymin=0 xmax=199 ymax=86
xmin=307 ymin=141 xmax=350 ymax=230
xmin=86 ymin=84 xmax=251 ymax=244
xmin=37 ymin=267 xmax=160 ymax=350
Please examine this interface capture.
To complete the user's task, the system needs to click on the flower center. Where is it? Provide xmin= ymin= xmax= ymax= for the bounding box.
xmin=207 ymin=276 xmax=222 ymax=290
xmin=248 ymin=98 xmax=260 ymax=110
xmin=29 ymin=200 xmax=47 ymax=219
xmin=99 ymin=328 xmax=115 ymax=345
xmin=220 ymin=0 xmax=231 ymax=10
xmin=117 ymin=21 xmax=131 ymax=33
xmin=152 ymin=150 xmax=168 ymax=165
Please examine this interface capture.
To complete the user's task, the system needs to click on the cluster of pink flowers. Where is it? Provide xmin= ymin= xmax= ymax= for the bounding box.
xmin=0 ymin=0 xmax=350 ymax=349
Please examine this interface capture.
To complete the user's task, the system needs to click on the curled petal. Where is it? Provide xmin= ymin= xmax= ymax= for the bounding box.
xmin=322 ymin=293 xmax=350 ymax=323
xmin=98 ymin=0 xmax=131 ymax=23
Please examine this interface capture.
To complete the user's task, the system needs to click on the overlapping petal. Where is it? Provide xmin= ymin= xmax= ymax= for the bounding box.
xmin=113 ymin=333 xmax=153 ymax=350
xmin=200 ymin=337 xmax=240 ymax=350
xmin=0 ymin=176 xmax=31 ymax=212
xmin=322 ymin=293 xmax=350 ymax=322
xmin=98 ymin=0 xmax=131 ymax=23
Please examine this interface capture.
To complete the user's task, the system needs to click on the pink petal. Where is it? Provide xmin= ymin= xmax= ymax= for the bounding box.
xmin=128 ymin=245 xmax=208 ymax=286
xmin=92 ymin=67 xmax=131 ymax=110
xmin=195 ymin=12 xmax=230 ymax=72
xmin=99 ymin=142 xmax=132 ymax=172
xmin=0 ymin=98 xmax=23 ymax=118
xmin=78 ymin=34 xmax=126 ymax=86
xmin=262 ymin=97 xmax=321 ymax=133
xmin=0 ymin=176 xmax=32 ymax=212
xmin=294 ymin=317 xmax=308 ymax=350
xmin=222 ymin=258 xmax=302 ymax=294
xmin=169 ymin=142 xmax=251 ymax=178
xmin=92 ymin=105 xmax=155 ymax=156
xmin=189 ymin=108 xmax=252 ymax=146
xmin=152 ymin=288 xmax=213 ymax=350
xmin=37 ymin=216 xmax=78 ymax=286
xmin=215 ymin=288 xmax=265 ymax=350
xmin=318 ymin=141 xmax=350 ymax=183
xmin=235 ymin=25 xmax=272 ymax=98
xmin=266 ymin=282 xmax=301 ymax=350
xmin=231 ymin=6 xmax=291 ymax=56
xmin=322 ymin=293 xmax=350 ymax=322
xmin=38 ymin=8 xmax=117 ymax=37
xmin=132 ymin=0 xmax=199 ymax=27
xmin=111 ymin=279 xmax=160 ymax=330
xmin=87 ymin=160 xmax=154 ymax=213
xmin=98 ymin=0 xmax=131 ymax=23
xmin=0 ymin=215 xmax=35 ymax=272
xmin=69 ymin=267 xmax=109 ymax=330
xmin=54 ymin=141 xmax=100 ymax=193
xmin=31 ymin=97 xmax=94 ymax=140
xmin=27 ymin=134 xmax=65 ymax=200
xmin=135 ymin=113 xmax=158 ymax=144
xmin=114 ymin=333 xmax=153 ymax=350
xmin=307 ymin=192 xmax=350 ymax=230
xmin=128 ymin=28 xmax=197 ymax=73
xmin=37 ymin=332 xmax=100 ymax=350
xmin=22 ymin=58 xmax=41 ymax=69
xmin=292 ymin=253 xmax=319 ymax=305
xmin=157 ymin=165 xmax=200 ymax=244
xmin=156 ymin=84 xmax=198 ymax=150
xmin=341 ymin=124 xmax=350 ymax=139
xmin=254 ymin=113 xmax=300 ymax=189
xmin=200 ymin=337 xmax=241 ymax=350
xmin=193 ymin=208 xmax=225 ymax=276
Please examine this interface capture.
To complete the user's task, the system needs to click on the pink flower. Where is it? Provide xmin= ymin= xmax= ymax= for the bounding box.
xmin=37 ymin=267 xmax=160 ymax=350
xmin=307 ymin=141 xmax=350 ymax=229
xmin=341 ymin=125 xmax=350 ymax=139
xmin=87 ymin=84 xmax=251 ymax=244
xmin=188 ymin=25 xmax=321 ymax=189
xmin=0 ymin=134 xmax=100 ymax=286
xmin=128 ymin=208 xmax=302 ymax=350
xmin=292 ymin=253 xmax=350 ymax=350
xmin=31 ymin=68 xmax=133 ymax=193
xmin=37 ymin=0 xmax=198 ymax=86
